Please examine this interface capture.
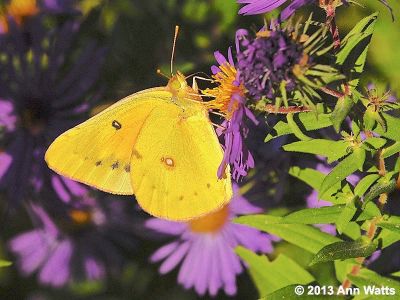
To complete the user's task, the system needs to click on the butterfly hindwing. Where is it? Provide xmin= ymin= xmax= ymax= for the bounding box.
xmin=45 ymin=88 xmax=171 ymax=195
xmin=130 ymin=104 xmax=232 ymax=220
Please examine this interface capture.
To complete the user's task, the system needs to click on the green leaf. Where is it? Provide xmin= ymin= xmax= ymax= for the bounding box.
xmin=286 ymin=113 xmax=312 ymax=141
xmin=342 ymin=222 xmax=361 ymax=240
xmin=0 ymin=260 xmax=12 ymax=267
xmin=377 ymin=222 xmax=400 ymax=235
xmin=320 ymin=148 xmax=366 ymax=198
xmin=236 ymin=247 xmax=314 ymax=296
xmin=310 ymin=238 xmax=378 ymax=265
xmin=348 ymin=268 xmax=400 ymax=295
xmin=289 ymin=167 xmax=341 ymax=203
xmin=377 ymin=228 xmax=400 ymax=249
xmin=363 ymin=137 xmax=387 ymax=150
xmin=383 ymin=142 xmax=400 ymax=158
xmin=336 ymin=12 xmax=378 ymax=87
xmin=265 ymin=113 xmax=332 ymax=142
xmin=362 ymin=179 xmax=396 ymax=208
xmin=234 ymin=215 xmax=340 ymax=254
xmin=330 ymin=95 xmax=354 ymax=133
xmin=282 ymin=202 xmax=380 ymax=226
xmin=354 ymin=174 xmax=380 ymax=197
xmin=374 ymin=113 xmax=400 ymax=141
xmin=283 ymin=139 xmax=349 ymax=163
xmin=283 ymin=205 xmax=345 ymax=224
xmin=336 ymin=200 xmax=357 ymax=234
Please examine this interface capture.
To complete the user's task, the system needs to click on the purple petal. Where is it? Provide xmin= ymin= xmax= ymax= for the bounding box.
xmin=0 ymin=152 xmax=12 ymax=180
xmin=214 ymin=51 xmax=228 ymax=66
xmin=39 ymin=239 xmax=72 ymax=287
xmin=85 ymin=257 xmax=105 ymax=280
xmin=51 ymin=175 xmax=71 ymax=203
xmin=145 ymin=218 xmax=186 ymax=235
xmin=150 ymin=241 xmax=180 ymax=262
xmin=159 ymin=241 xmax=190 ymax=274
xmin=238 ymin=0 xmax=288 ymax=15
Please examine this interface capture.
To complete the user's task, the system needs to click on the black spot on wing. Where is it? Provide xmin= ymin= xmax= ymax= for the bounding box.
xmin=95 ymin=161 xmax=102 ymax=166
xmin=124 ymin=164 xmax=130 ymax=172
xmin=112 ymin=120 xmax=122 ymax=130
xmin=111 ymin=161 xmax=119 ymax=169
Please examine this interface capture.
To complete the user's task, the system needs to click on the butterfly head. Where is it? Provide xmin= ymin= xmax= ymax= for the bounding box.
xmin=167 ymin=72 xmax=202 ymax=107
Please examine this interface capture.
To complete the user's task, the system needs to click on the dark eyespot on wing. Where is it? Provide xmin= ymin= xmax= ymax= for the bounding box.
xmin=112 ymin=120 xmax=122 ymax=130
xmin=95 ymin=161 xmax=102 ymax=166
xmin=111 ymin=161 xmax=119 ymax=169
xmin=124 ymin=164 xmax=130 ymax=172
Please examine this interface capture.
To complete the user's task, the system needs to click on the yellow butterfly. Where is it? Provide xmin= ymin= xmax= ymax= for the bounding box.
xmin=45 ymin=32 xmax=232 ymax=220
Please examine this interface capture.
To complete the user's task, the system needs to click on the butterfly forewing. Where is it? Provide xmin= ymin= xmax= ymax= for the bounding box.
xmin=45 ymin=88 xmax=170 ymax=195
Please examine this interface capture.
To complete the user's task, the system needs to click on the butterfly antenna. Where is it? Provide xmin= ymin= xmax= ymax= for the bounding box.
xmin=157 ymin=69 xmax=170 ymax=80
xmin=171 ymin=25 xmax=179 ymax=75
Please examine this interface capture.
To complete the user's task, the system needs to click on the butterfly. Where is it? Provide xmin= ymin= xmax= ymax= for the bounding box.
xmin=45 ymin=69 xmax=233 ymax=221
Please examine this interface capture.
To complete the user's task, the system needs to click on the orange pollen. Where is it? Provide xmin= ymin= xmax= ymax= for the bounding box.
xmin=189 ymin=205 xmax=230 ymax=233
xmin=203 ymin=63 xmax=245 ymax=120
xmin=69 ymin=209 xmax=92 ymax=225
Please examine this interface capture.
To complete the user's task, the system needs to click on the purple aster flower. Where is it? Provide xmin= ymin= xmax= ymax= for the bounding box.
xmin=238 ymin=0 xmax=314 ymax=20
xmin=236 ymin=23 xmax=343 ymax=108
xmin=306 ymin=163 xmax=359 ymax=235
xmin=203 ymin=47 xmax=258 ymax=181
xmin=0 ymin=18 xmax=105 ymax=205
xmin=145 ymin=185 xmax=277 ymax=297
xmin=8 ymin=180 xmax=139 ymax=287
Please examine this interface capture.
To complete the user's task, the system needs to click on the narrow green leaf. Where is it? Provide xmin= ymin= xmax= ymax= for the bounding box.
xmin=383 ymin=142 xmax=400 ymax=158
xmin=320 ymin=149 xmax=366 ymax=198
xmin=362 ymin=179 xmax=396 ymax=208
xmin=284 ymin=205 xmax=345 ymax=224
xmin=236 ymin=247 xmax=314 ymax=296
xmin=377 ymin=222 xmax=400 ymax=235
xmin=363 ymin=137 xmax=387 ymax=150
xmin=377 ymin=228 xmax=400 ymax=249
xmin=330 ymin=95 xmax=354 ymax=132
xmin=374 ymin=113 xmax=400 ymax=141
xmin=336 ymin=13 xmax=378 ymax=87
xmin=234 ymin=215 xmax=340 ymax=254
xmin=310 ymin=238 xmax=378 ymax=265
xmin=282 ymin=202 xmax=380 ymax=226
xmin=286 ymin=113 xmax=312 ymax=141
xmin=336 ymin=200 xmax=357 ymax=234
xmin=342 ymin=222 xmax=361 ymax=240
xmin=354 ymin=174 xmax=380 ymax=197
xmin=289 ymin=167 xmax=342 ymax=203
xmin=283 ymin=139 xmax=349 ymax=163
xmin=265 ymin=113 xmax=332 ymax=142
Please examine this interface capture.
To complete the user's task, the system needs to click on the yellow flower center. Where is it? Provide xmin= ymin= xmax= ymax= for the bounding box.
xmin=189 ymin=205 xmax=230 ymax=233
xmin=69 ymin=209 xmax=92 ymax=225
xmin=203 ymin=63 xmax=245 ymax=120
